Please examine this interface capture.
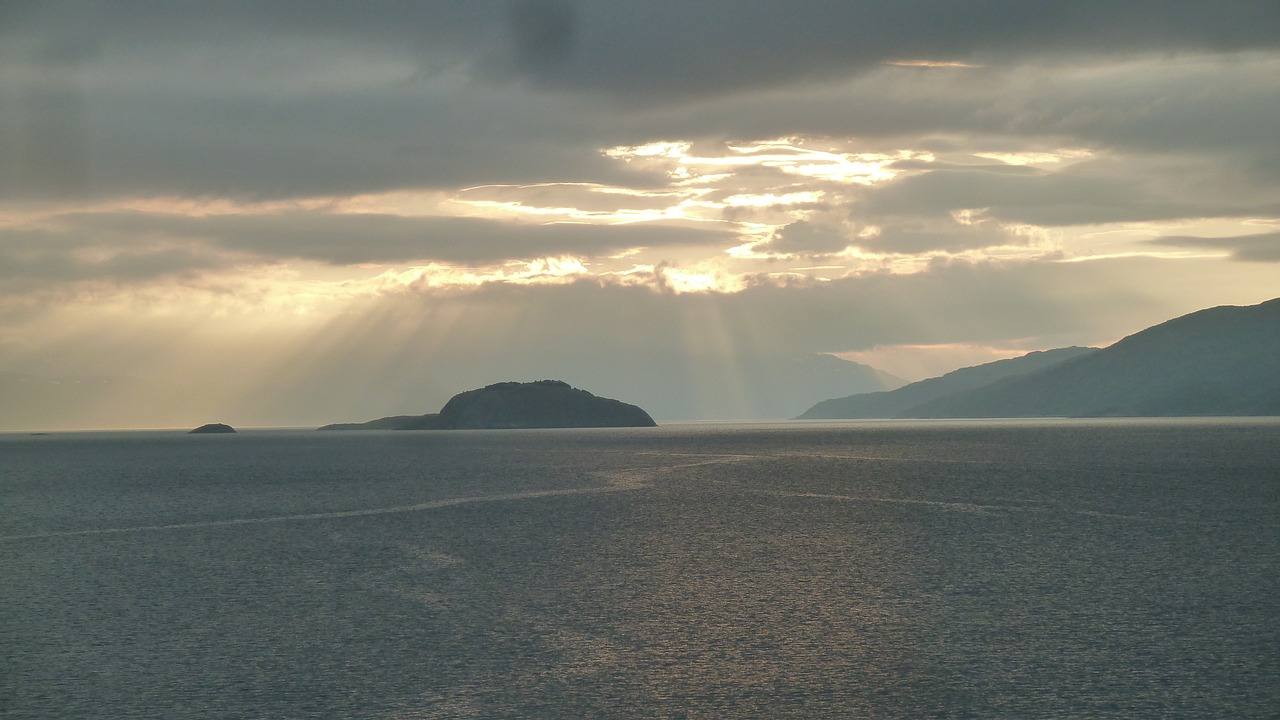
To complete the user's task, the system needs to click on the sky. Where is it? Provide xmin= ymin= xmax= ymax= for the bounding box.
xmin=2 ymin=1 xmax=1278 ymax=429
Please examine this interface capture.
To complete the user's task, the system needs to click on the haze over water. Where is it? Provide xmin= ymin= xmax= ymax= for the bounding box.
xmin=3 ymin=420 xmax=1278 ymax=718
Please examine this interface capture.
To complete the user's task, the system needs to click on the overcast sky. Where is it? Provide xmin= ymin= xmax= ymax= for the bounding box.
xmin=2 ymin=1 xmax=1278 ymax=428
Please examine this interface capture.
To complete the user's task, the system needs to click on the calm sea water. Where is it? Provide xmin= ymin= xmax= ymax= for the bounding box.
xmin=2 ymin=420 xmax=1278 ymax=719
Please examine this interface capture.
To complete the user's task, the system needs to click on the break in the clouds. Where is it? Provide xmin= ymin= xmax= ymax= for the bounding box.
xmin=2 ymin=1 xmax=1278 ymax=428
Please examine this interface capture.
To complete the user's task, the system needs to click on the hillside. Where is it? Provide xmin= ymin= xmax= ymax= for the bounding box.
xmin=798 ymin=347 xmax=1096 ymax=419
xmin=910 ymin=299 xmax=1280 ymax=417
xmin=799 ymin=298 xmax=1280 ymax=419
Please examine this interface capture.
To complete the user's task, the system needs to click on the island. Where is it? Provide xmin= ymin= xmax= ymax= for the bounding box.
xmin=319 ymin=380 xmax=656 ymax=431
xmin=189 ymin=423 xmax=237 ymax=434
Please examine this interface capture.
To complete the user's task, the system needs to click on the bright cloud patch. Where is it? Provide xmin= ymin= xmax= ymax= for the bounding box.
xmin=2 ymin=130 xmax=1272 ymax=305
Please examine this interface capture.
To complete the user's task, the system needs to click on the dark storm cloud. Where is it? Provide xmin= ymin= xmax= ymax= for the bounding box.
xmin=77 ymin=88 xmax=638 ymax=200
xmin=9 ymin=2 xmax=1277 ymax=91
xmin=0 ymin=211 xmax=734 ymax=280
xmin=490 ymin=1 xmax=1280 ymax=100
xmin=8 ymin=2 xmax=1278 ymax=104
xmin=1 ymin=2 xmax=624 ymax=201
xmin=4 ymin=1 xmax=1277 ymax=202
xmin=1150 ymin=231 xmax=1280 ymax=262
xmin=508 ymin=0 xmax=577 ymax=70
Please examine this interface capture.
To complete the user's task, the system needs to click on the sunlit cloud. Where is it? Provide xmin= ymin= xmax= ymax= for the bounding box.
xmin=373 ymin=255 xmax=591 ymax=293
xmin=1059 ymin=250 xmax=1229 ymax=263
xmin=609 ymin=138 xmax=924 ymax=187
xmin=974 ymin=149 xmax=1094 ymax=167
xmin=604 ymin=141 xmax=693 ymax=160
xmin=722 ymin=191 xmax=826 ymax=208
xmin=3 ymin=127 xmax=1267 ymax=312
xmin=589 ymin=261 xmax=752 ymax=295
xmin=509 ymin=256 xmax=591 ymax=284
xmin=657 ymin=264 xmax=749 ymax=294
xmin=886 ymin=60 xmax=981 ymax=68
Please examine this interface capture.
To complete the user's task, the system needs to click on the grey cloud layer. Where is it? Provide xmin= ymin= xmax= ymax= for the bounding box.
xmin=4 ymin=1 xmax=1278 ymax=201
xmin=864 ymin=156 xmax=1280 ymax=228
xmin=504 ymin=1 xmax=1280 ymax=101
xmin=1151 ymin=231 xmax=1280 ymax=262
xmin=9 ymin=1 xmax=1276 ymax=94
xmin=0 ymin=212 xmax=732 ymax=284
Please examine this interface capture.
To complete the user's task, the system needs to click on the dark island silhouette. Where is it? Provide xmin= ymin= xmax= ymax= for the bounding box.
xmin=189 ymin=423 xmax=236 ymax=434
xmin=800 ymin=297 xmax=1280 ymax=419
xmin=319 ymin=380 xmax=657 ymax=431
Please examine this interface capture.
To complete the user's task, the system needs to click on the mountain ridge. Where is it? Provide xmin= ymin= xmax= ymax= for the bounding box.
xmin=798 ymin=346 xmax=1097 ymax=419
xmin=799 ymin=298 xmax=1280 ymax=419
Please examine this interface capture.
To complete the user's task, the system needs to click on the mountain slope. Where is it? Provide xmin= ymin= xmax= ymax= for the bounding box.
xmin=798 ymin=347 xmax=1097 ymax=419
xmin=911 ymin=298 xmax=1280 ymax=417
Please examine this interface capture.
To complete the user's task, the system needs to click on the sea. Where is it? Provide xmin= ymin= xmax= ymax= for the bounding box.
xmin=2 ymin=419 xmax=1278 ymax=719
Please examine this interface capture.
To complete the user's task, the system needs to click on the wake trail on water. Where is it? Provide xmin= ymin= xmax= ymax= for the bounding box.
xmin=1 ymin=485 xmax=634 ymax=542
xmin=0 ymin=454 xmax=756 ymax=542
xmin=740 ymin=488 xmax=1242 ymax=527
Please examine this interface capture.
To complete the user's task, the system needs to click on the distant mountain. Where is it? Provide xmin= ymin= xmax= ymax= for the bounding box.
xmin=911 ymin=299 xmax=1280 ymax=417
xmin=319 ymin=380 xmax=656 ymax=430
xmin=764 ymin=352 xmax=908 ymax=417
xmin=800 ymin=298 xmax=1280 ymax=419
xmin=798 ymin=347 xmax=1097 ymax=419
